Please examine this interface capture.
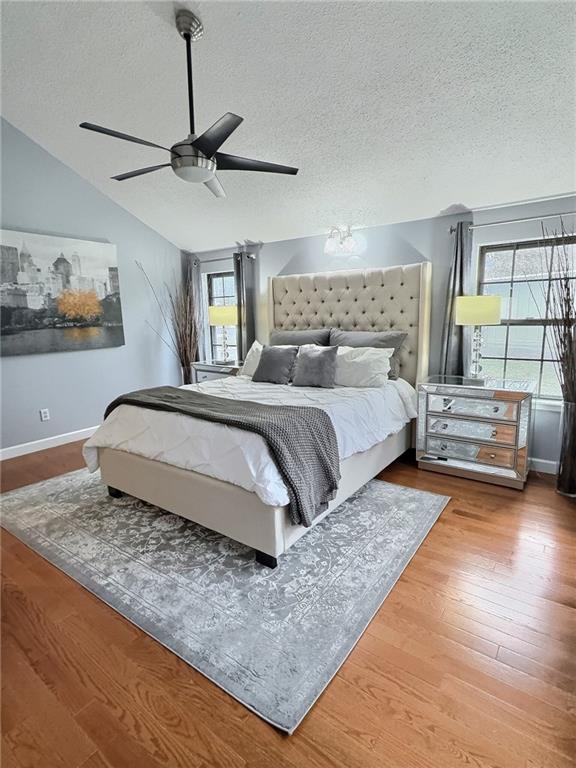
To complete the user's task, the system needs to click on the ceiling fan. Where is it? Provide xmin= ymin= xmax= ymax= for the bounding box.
xmin=79 ymin=9 xmax=298 ymax=198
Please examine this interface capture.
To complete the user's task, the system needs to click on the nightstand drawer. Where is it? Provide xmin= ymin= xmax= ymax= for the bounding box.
xmin=196 ymin=371 xmax=227 ymax=382
xmin=427 ymin=436 xmax=516 ymax=468
xmin=427 ymin=416 xmax=516 ymax=446
xmin=193 ymin=361 xmax=241 ymax=383
xmin=428 ymin=394 xmax=517 ymax=422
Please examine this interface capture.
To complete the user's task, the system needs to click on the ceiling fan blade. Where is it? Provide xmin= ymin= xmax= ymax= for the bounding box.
xmin=80 ymin=122 xmax=172 ymax=152
xmin=204 ymin=175 xmax=226 ymax=198
xmin=192 ymin=113 xmax=243 ymax=157
xmin=215 ymin=152 xmax=298 ymax=175
xmin=111 ymin=164 xmax=171 ymax=181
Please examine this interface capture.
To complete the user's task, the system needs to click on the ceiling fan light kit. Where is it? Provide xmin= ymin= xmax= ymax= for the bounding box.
xmin=171 ymin=142 xmax=216 ymax=183
xmin=79 ymin=10 xmax=298 ymax=198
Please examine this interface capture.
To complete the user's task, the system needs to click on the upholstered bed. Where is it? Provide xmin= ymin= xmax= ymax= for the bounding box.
xmin=87 ymin=262 xmax=431 ymax=565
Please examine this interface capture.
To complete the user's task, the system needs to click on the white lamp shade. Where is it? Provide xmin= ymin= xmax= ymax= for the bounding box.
xmin=454 ymin=295 xmax=501 ymax=326
xmin=208 ymin=304 xmax=238 ymax=326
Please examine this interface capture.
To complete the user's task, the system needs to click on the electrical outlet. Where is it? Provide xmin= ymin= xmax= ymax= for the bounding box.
xmin=39 ymin=408 xmax=50 ymax=422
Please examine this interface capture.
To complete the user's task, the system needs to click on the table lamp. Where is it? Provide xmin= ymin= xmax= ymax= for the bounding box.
xmin=454 ymin=295 xmax=501 ymax=377
xmin=208 ymin=304 xmax=238 ymax=362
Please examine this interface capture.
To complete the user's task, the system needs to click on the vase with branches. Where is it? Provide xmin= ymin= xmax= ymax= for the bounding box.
xmin=539 ymin=223 xmax=576 ymax=497
xmin=136 ymin=261 xmax=199 ymax=385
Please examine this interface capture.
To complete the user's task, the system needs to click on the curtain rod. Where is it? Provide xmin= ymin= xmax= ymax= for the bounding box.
xmin=193 ymin=253 xmax=257 ymax=265
xmin=450 ymin=211 xmax=576 ymax=234
xmin=195 ymin=255 xmax=235 ymax=264
xmin=196 ymin=253 xmax=258 ymax=264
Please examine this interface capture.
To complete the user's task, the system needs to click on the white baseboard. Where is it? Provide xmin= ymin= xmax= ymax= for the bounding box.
xmin=0 ymin=426 xmax=98 ymax=461
xmin=529 ymin=457 xmax=558 ymax=475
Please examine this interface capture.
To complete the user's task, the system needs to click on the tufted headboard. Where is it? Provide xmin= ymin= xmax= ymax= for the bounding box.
xmin=268 ymin=262 xmax=431 ymax=386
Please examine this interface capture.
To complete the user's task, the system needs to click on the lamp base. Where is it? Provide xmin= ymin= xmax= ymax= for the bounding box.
xmin=469 ymin=326 xmax=483 ymax=377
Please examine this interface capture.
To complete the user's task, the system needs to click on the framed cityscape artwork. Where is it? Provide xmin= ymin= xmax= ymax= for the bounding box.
xmin=0 ymin=230 xmax=125 ymax=356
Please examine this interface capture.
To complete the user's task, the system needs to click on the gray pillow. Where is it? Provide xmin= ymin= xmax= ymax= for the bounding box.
xmin=292 ymin=346 xmax=338 ymax=388
xmin=269 ymin=329 xmax=330 ymax=346
xmin=329 ymin=329 xmax=408 ymax=380
xmin=252 ymin=345 xmax=298 ymax=384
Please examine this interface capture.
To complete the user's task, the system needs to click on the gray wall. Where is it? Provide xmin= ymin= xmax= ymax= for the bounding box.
xmin=1 ymin=119 xmax=182 ymax=449
xmin=197 ymin=212 xmax=469 ymax=376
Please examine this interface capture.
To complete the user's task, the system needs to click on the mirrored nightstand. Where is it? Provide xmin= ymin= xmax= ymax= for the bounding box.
xmin=417 ymin=375 xmax=535 ymax=489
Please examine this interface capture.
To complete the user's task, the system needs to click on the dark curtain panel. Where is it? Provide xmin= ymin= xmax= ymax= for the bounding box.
xmin=181 ymin=250 xmax=206 ymax=362
xmin=233 ymin=250 xmax=256 ymax=361
xmin=440 ymin=222 xmax=473 ymax=377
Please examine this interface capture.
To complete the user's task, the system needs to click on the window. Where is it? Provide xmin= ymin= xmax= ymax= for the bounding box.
xmin=207 ymin=271 xmax=237 ymax=361
xmin=478 ymin=236 xmax=576 ymax=399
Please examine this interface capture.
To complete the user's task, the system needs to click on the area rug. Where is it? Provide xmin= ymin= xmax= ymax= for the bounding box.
xmin=1 ymin=469 xmax=449 ymax=733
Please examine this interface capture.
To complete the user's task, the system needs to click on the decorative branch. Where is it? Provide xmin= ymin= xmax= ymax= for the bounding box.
xmin=144 ymin=319 xmax=180 ymax=361
xmin=136 ymin=261 xmax=178 ymax=354
xmin=137 ymin=261 xmax=199 ymax=384
xmin=538 ymin=221 xmax=576 ymax=404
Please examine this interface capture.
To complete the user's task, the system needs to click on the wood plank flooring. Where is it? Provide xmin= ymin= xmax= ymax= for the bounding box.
xmin=1 ymin=442 xmax=575 ymax=768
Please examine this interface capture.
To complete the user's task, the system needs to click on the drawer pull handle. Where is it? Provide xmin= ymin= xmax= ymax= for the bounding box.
xmin=489 ymin=453 xmax=496 ymax=459
xmin=492 ymin=406 xmax=499 ymax=413
xmin=491 ymin=428 xmax=497 ymax=438
xmin=440 ymin=443 xmax=448 ymax=451
xmin=442 ymin=398 xmax=453 ymax=411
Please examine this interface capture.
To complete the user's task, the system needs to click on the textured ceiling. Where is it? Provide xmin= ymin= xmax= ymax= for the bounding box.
xmin=2 ymin=1 xmax=575 ymax=251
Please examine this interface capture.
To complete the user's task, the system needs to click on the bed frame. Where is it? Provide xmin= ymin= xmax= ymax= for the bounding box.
xmin=100 ymin=262 xmax=432 ymax=567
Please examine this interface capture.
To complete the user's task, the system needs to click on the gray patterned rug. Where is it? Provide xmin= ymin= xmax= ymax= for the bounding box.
xmin=1 ymin=469 xmax=449 ymax=733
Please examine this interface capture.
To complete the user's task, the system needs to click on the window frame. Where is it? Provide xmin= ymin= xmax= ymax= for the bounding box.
xmin=477 ymin=235 xmax=576 ymax=400
xmin=206 ymin=270 xmax=237 ymax=361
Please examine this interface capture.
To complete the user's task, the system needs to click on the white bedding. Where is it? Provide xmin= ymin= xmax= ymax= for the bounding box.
xmin=83 ymin=377 xmax=417 ymax=507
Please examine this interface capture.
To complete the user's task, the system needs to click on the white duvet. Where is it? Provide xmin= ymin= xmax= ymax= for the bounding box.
xmin=83 ymin=377 xmax=417 ymax=507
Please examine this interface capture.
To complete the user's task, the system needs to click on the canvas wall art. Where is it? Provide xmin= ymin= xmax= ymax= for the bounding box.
xmin=0 ymin=230 xmax=124 ymax=356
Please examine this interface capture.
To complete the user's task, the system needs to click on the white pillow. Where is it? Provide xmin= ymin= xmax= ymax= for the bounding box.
xmin=334 ymin=346 xmax=394 ymax=387
xmin=240 ymin=340 xmax=263 ymax=377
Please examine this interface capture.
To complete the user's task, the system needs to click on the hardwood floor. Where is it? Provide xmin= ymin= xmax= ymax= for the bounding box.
xmin=0 ymin=440 xmax=87 ymax=493
xmin=1 ymin=443 xmax=575 ymax=768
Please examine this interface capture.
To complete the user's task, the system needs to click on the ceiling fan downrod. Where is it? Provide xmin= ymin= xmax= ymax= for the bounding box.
xmin=175 ymin=10 xmax=204 ymax=137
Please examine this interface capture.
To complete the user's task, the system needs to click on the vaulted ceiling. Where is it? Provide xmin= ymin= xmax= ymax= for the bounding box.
xmin=2 ymin=1 xmax=574 ymax=251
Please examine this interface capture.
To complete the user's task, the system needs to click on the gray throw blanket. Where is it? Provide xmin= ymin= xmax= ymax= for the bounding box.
xmin=105 ymin=386 xmax=340 ymax=527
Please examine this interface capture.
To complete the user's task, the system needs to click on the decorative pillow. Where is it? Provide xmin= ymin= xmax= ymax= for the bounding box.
xmin=240 ymin=340 xmax=263 ymax=377
xmin=329 ymin=329 xmax=408 ymax=380
xmin=334 ymin=346 xmax=393 ymax=387
xmin=292 ymin=345 xmax=338 ymax=388
xmin=252 ymin=345 xmax=298 ymax=385
xmin=269 ymin=329 xmax=330 ymax=346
